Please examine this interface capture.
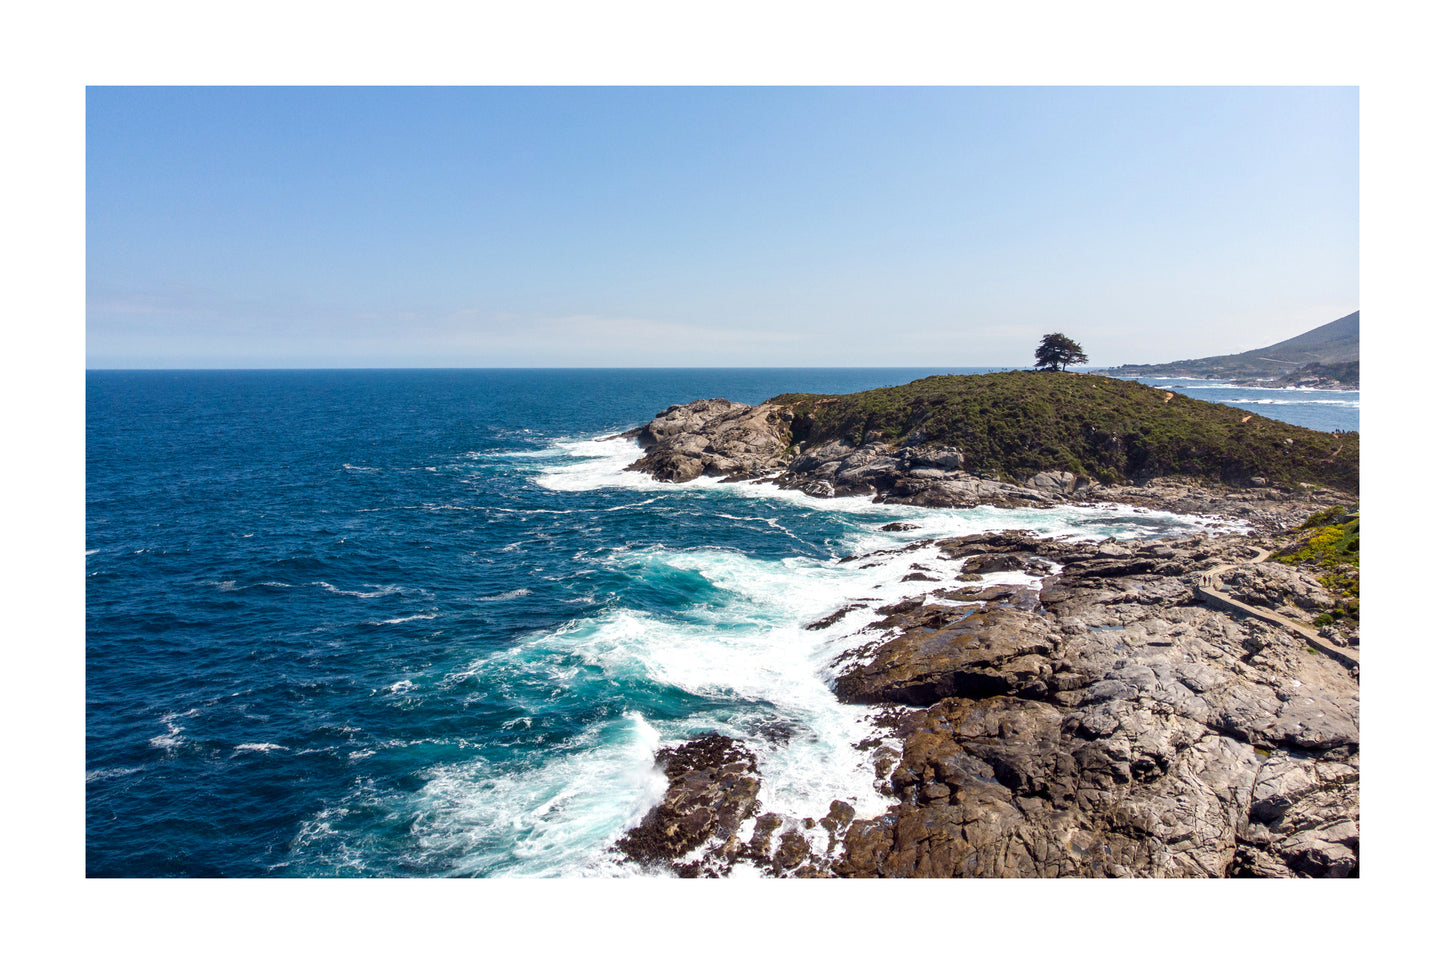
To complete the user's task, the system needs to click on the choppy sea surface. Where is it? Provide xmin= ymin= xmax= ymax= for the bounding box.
xmin=85 ymin=368 xmax=1356 ymax=876
xmin=1119 ymin=375 xmax=1358 ymax=434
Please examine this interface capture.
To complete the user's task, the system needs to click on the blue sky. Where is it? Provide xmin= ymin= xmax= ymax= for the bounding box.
xmin=86 ymin=86 xmax=1358 ymax=368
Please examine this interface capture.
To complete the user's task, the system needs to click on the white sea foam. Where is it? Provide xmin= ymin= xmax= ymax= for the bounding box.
xmin=86 ymin=766 xmax=144 ymax=783
xmin=402 ymin=712 xmax=666 ymax=877
xmin=487 ymin=507 xmax=578 ymax=515
xmin=368 ymin=613 xmax=437 ymax=625
xmin=533 ymin=436 xmax=673 ymax=493
xmin=148 ymin=713 xmax=191 ymax=750
xmin=1221 ymin=397 xmax=1360 ymax=407
xmin=495 ymin=545 xmax=972 ymax=832
xmin=489 ymin=449 xmax=566 ymax=460
xmin=234 ymin=742 xmax=288 ymax=753
xmin=605 ymin=496 xmax=665 ymax=511
xmin=314 ymin=581 xmax=408 ymax=598
xmin=531 ymin=434 xmax=1243 ymax=544
xmin=289 ymin=804 xmax=371 ymax=874
xmin=389 ymin=680 xmax=414 ymax=694
xmin=477 ymin=588 xmax=533 ymax=601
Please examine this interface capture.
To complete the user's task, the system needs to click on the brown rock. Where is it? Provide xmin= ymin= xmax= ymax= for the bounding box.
xmin=616 ymin=733 xmax=761 ymax=873
xmin=835 ymin=607 xmax=1055 ymax=705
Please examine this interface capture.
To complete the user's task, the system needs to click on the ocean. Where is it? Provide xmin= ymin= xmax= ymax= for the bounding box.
xmin=1118 ymin=375 xmax=1358 ymax=434
xmin=85 ymin=368 xmax=1358 ymax=876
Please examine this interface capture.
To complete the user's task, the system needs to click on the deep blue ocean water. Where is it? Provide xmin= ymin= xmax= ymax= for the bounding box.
xmin=85 ymin=368 xmax=1357 ymax=876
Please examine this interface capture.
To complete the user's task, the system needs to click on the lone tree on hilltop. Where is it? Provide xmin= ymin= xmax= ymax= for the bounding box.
xmin=1034 ymin=333 xmax=1088 ymax=372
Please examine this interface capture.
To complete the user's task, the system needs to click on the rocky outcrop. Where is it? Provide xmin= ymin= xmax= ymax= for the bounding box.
xmin=621 ymin=398 xmax=1353 ymax=528
xmin=619 ymin=530 xmax=1358 ymax=878
xmin=615 ymin=732 xmax=861 ymax=878
xmin=828 ymin=531 xmax=1357 ymax=878
xmin=835 ymin=606 xmax=1056 ymax=706
xmin=778 ymin=440 xmax=1056 ymax=508
xmin=614 ymin=733 xmax=762 ymax=877
xmin=623 ymin=399 xmax=795 ymax=483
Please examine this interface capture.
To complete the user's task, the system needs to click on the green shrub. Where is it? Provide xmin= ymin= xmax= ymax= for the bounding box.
xmin=1275 ymin=504 xmax=1361 ymax=630
xmin=772 ymin=372 xmax=1359 ymax=492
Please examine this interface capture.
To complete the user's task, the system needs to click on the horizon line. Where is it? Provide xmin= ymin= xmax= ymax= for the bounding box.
xmin=85 ymin=364 xmax=1047 ymax=373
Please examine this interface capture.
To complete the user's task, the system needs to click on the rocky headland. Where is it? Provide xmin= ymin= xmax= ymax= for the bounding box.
xmin=620 ymin=372 xmax=1357 ymax=519
xmin=611 ymin=373 xmax=1359 ymax=878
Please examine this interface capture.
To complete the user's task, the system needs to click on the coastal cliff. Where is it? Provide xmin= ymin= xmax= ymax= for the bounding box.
xmin=613 ymin=374 xmax=1359 ymax=878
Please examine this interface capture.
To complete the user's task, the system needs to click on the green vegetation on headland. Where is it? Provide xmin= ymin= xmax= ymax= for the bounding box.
xmin=769 ymin=371 xmax=1358 ymax=492
xmin=1273 ymin=504 xmax=1360 ymax=628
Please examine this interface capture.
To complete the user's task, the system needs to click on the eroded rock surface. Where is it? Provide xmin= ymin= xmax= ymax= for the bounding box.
xmin=623 ymin=399 xmax=795 ymax=483
xmin=618 ymin=531 xmax=1358 ymax=878
xmin=614 ymin=733 xmax=761 ymax=877
xmin=829 ymin=532 xmax=1358 ymax=878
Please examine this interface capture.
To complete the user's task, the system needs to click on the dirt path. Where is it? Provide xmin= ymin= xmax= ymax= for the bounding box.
xmin=1195 ymin=547 xmax=1358 ymax=670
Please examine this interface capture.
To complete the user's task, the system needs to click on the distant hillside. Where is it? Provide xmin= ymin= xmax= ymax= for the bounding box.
xmin=771 ymin=371 xmax=1359 ymax=492
xmin=1100 ymin=311 xmax=1359 ymax=385
xmin=1266 ymin=360 xmax=1359 ymax=390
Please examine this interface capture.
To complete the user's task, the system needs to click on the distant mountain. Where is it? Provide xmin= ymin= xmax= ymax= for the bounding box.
xmin=1100 ymin=311 xmax=1359 ymax=387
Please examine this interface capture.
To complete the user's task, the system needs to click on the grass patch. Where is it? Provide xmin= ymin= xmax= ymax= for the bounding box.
xmin=770 ymin=371 xmax=1359 ymax=492
xmin=1273 ymin=503 xmax=1361 ymax=630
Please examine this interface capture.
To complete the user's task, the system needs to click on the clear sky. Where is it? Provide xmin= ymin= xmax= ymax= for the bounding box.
xmin=86 ymin=86 xmax=1358 ymax=369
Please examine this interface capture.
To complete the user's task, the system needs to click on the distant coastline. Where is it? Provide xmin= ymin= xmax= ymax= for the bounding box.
xmin=1096 ymin=312 xmax=1360 ymax=390
xmin=1101 ymin=360 xmax=1358 ymax=392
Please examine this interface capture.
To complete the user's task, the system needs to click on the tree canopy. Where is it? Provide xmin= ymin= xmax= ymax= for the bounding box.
xmin=1034 ymin=333 xmax=1088 ymax=371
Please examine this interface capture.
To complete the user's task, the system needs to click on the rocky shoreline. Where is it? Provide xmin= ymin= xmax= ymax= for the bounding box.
xmin=619 ymin=397 xmax=1351 ymax=528
xmin=609 ymin=399 xmax=1359 ymax=878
